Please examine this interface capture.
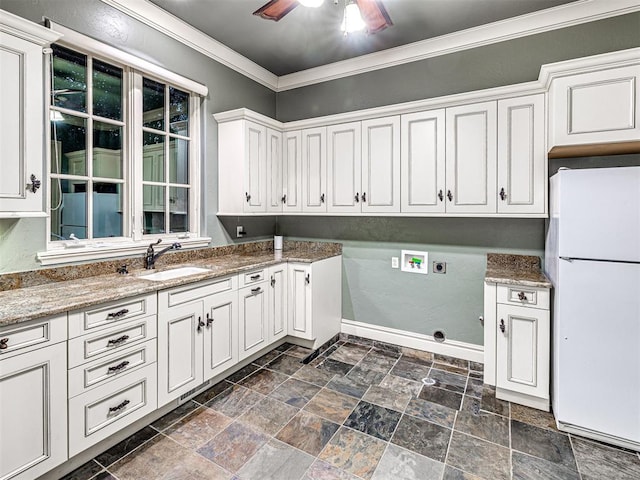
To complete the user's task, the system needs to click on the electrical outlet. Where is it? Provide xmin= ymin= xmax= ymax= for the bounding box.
xmin=433 ymin=261 xmax=446 ymax=274
xmin=236 ymin=226 xmax=246 ymax=238
xmin=391 ymin=257 xmax=399 ymax=269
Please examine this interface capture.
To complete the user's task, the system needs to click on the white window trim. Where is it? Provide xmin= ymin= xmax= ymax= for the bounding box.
xmin=38 ymin=24 xmax=210 ymax=266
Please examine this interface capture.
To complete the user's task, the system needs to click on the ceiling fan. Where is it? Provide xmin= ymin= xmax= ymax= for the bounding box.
xmin=253 ymin=0 xmax=393 ymax=34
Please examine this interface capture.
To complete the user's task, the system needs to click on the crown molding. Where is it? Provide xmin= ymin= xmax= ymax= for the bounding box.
xmin=0 ymin=8 xmax=62 ymax=44
xmin=99 ymin=0 xmax=640 ymax=93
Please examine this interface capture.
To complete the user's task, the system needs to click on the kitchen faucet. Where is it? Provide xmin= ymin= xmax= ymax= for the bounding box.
xmin=144 ymin=239 xmax=182 ymax=269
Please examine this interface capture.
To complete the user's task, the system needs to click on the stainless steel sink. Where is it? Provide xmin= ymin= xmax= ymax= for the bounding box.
xmin=138 ymin=266 xmax=211 ymax=282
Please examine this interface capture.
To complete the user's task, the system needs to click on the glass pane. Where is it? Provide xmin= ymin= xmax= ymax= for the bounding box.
xmin=143 ymin=132 xmax=165 ymax=182
xmin=143 ymin=185 xmax=165 ymax=234
xmin=170 ymin=187 xmax=189 ymax=233
xmin=50 ymin=180 xmax=87 ymax=240
xmin=52 ymin=45 xmax=87 ymax=112
xmin=169 ymin=87 xmax=189 ymax=135
xmin=143 ymin=78 xmax=165 ymax=130
xmin=93 ymin=183 xmax=123 ymax=238
xmin=51 ymin=114 xmax=87 ymax=175
xmin=169 ymin=138 xmax=189 ymax=184
xmin=93 ymin=59 xmax=122 ymax=120
xmin=93 ymin=122 xmax=122 ymax=179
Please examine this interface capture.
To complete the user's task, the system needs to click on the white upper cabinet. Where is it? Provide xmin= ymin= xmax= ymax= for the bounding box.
xmin=361 ymin=116 xmax=400 ymax=213
xmin=302 ymin=126 xmax=327 ymax=213
xmin=0 ymin=13 xmax=61 ymax=218
xmin=401 ymin=110 xmax=446 ymax=214
xmin=497 ymin=94 xmax=546 ymax=215
xmin=282 ymin=130 xmax=302 ymax=212
xmin=243 ymin=121 xmax=267 ymax=213
xmin=445 ymin=102 xmax=497 ymax=214
xmin=266 ymin=128 xmax=283 ymax=213
xmin=327 ymin=122 xmax=361 ymax=213
xmin=549 ymin=64 xmax=640 ymax=148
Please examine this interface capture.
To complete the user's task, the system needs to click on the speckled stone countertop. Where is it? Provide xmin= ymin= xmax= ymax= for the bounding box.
xmin=484 ymin=253 xmax=552 ymax=288
xmin=0 ymin=240 xmax=341 ymax=327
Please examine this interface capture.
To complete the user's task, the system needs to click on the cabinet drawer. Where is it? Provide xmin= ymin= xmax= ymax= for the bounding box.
xmin=68 ymin=363 xmax=157 ymax=457
xmin=161 ymin=275 xmax=237 ymax=308
xmin=239 ymin=268 xmax=267 ymax=287
xmin=0 ymin=315 xmax=67 ymax=360
xmin=496 ymin=285 xmax=549 ymax=310
xmin=69 ymin=339 xmax=157 ymax=398
xmin=68 ymin=294 xmax=156 ymax=338
xmin=68 ymin=316 xmax=157 ymax=368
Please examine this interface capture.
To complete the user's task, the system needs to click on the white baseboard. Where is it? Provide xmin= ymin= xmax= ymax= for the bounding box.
xmin=341 ymin=319 xmax=484 ymax=363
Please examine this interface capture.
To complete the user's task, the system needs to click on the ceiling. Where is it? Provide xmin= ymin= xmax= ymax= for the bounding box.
xmin=148 ymin=0 xmax=578 ymax=77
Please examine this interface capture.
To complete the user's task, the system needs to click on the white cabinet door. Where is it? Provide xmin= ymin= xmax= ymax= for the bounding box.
xmin=288 ymin=264 xmax=313 ymax=340
xmin=327 ymin=122 xmax=361 ymax=213
xmin=157 ymin=302 xmax=204 ymax=406
xmin=0 ymin=32 xmax=46 ymax=217
xmin=497 ymin=94 xmax=546 ymax=214
xmin=268 ymin=264 xmax=288 ymax=342
xmin=302 ymin=127 xmax=327 ymax=212
xmin=0 ymin=343 xmax=67 ymax=480
xmin=203 ymin=290 xmax=238 ymax=380
xmin=549 ymin=64 xmax=640 ymax=147
xmin=401 ymin=110 xmax=446 ymax=214
xmin=238 ymin=283 xmax=269 ymax=360
xmin=496 ymin=303 xmax=549 ymax=399
xmin=362 ymin=116 xmax=400 ymax=213
xmin=282 ymin=130 xmax=302 ymax=212
xmin=266 ymin=128 xmax=283 ymax=213
xmin=446 ymin=102 xmax=497 ymax=214
xmin=243 ymin=121 xmax=267 ymax=212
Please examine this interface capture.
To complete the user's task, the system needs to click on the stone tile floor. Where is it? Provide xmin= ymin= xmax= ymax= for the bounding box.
xmin=63 ymin=337 xmax=640 ymax=480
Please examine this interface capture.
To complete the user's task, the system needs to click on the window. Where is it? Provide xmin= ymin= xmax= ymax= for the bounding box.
xmin=40 ymin=27 xmax=209 ymax=265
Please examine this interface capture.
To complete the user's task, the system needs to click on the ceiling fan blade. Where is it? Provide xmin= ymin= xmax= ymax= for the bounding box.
xmin=253 ymin=0 xmax=299 ymax=22
xmin=356 ymin=0 xmax=393 ymax=34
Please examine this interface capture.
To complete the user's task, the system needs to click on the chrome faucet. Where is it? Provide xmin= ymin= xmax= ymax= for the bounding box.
xmin=144 ymin=239 xmax=182 ymax=269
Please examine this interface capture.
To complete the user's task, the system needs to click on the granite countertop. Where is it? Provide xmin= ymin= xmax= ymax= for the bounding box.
xmin=484 ymin=253 xmax=552 ymax=288
xmin=0 ymin=241 xmax=341 ymax=328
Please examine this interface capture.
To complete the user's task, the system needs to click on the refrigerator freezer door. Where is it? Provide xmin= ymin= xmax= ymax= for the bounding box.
xmin=555 ymin=258 xmax=640 ymax=443
xmin=558 ymin=167 xmax=640 ymax=262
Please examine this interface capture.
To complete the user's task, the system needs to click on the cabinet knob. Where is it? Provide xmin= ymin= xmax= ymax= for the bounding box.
xmin=0 ymin=338 xmax=8 ymax=350
xmin=26 ymin=174 xmax=41 ymax=194
xmin=500 ymin=187 xmax=507 ymax=201
xmin=271 ymin=275 xmax=276 ymax=287
xmin=245 ymin=192 xmax=251 ymax=202
xmin=305 ymin=273 xmax=310 ymax=284
xmin=362 ymin=192 xmax=367 ymax=203
xmin=438 ymin=190 xmax=443 ymax=202
xmin=281 ymin=194 xmax=287 ymax=203
xmin=499 ymin=319 xmax=506 ymax=334
xmin=206 ymin=313 xmax=213 ymax=326
xmin=355 ymin=192 xmax=359 ymax=203
xmin=518 ymin=291 xmax=527 ymax=301
xmin=197 ymin=316 xmax=204 ymax=332
xmin=320 ymin=193 xmax=325 ymax=203
xmin=447 ymin=190 xmax=453 ymax=202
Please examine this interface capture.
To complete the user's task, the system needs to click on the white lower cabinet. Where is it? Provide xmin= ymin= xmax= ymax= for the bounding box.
xmin=0 ymin=339 xmax=67 ymax=480
xmin=203 ymin=290 xmax=239 ymax=379
xmin=268 ymin=264 xmax=288 ymax=342
xmin=485 ymin=282 xmax=550 ymax=411
xmin=238 ymin=280 xmax=269 ymax=360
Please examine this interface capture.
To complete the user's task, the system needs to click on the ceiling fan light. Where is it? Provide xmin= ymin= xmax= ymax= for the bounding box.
xmin=341 ymin=0 xmax=366 ymax=33
xmin=298 ymin=0 xmax=324 ymax=7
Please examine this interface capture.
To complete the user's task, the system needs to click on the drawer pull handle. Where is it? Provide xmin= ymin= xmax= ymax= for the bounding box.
xmin=251 ymin=287 xmax=262 ymax=294
xmin=109 ymin=399 xmax=130 ymax=413
xmin=197 ymin=317 xmax=204 ymax=332
xmin=107 ymin=308 xmax=129 ymax=320
xmin=517 ymin=291 xmax=527 ymax=301
xmin=499 ymin=319 xmax=506 ymax=334
xmin=206 ymin=313 xmax=213 ymax=326
xmin=107 ymin=361 xmax=130 ymax=373
xmin=305 ymin=273 xmax=310 ymax=284
xmin=250 ymin=274 xmax=261 ymax=280
xmin=0 ymin=338 xmax=8 ymax=350
xmin=107 ymin=335 xmax=130 ymax=347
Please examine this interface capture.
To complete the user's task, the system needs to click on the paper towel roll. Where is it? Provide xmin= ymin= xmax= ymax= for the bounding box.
xmin=274 ymin=235 xmax=283 ymax=250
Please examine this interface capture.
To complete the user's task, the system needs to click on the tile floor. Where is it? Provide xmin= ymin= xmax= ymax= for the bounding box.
xmin=62 ymin=337 xmax=640 ymax=480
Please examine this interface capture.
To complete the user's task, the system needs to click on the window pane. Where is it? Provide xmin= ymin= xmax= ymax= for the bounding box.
xmin=93 ymin=59 xmax=122 ymax=120
xmin=143 ymin=132 xmax=165 ymax=182
xmin=169 ymin=87 xmax=189 ymax=135
xmin=52 ymin=45 xmax=87 ymax=112
xmin=93 ymin=122 xmax=122 ymax=179
xmin=93 ymin=183 xmax=123 ymax=238
xmin=143 ymin=185 xmax=165 ymax=234
xmin=170 ymin=187 xmax=189 ymax=233
xmin=51 ymin=114 xmax=87 ymax=175
xmin=169 ymin=138 xmax=189 ymax=184
xmin=51 ymin=180 xmax=87 ymax=240
xmin=143 ymin=78 xmax=164 ymax=130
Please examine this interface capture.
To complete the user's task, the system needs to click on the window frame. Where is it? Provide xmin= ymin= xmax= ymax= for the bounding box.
xmin=38 ymin=24 xmax=209 ymax=266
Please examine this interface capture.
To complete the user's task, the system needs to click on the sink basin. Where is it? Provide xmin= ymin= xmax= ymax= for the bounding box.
xmin=138 ymin=266 xmax=211 ymax=282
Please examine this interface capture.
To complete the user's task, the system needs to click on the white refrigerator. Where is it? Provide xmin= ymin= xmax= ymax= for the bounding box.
xmin=545 ymin=166 xmax=640 ymax=451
